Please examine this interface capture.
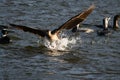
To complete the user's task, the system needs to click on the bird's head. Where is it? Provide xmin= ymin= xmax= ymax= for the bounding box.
xmin=2 ymin=29 xmax=8 ymax=35
xmin=0 ymin=29 xmax=8 ymax=37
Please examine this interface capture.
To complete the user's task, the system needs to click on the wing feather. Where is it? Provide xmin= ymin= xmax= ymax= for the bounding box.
xmin=52 ymin=4 xmax=95 ymax=34
xmin=9 ymin=24 xmax=47 ymax=37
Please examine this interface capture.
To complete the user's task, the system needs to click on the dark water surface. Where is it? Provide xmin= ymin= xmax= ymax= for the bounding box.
xmin=0 ymin=0 xmax=120 ymax=80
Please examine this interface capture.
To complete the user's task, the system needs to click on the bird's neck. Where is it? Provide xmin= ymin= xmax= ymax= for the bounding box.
xmin=113 ymin=15 xmax=119 ymax=30
xmin=113 ymin=19 xmax=119 ymax=30
xmin=48 ymin=31 xmax=59 ymax=41
xmin=103 ymin=18 xmax=109 ymax=30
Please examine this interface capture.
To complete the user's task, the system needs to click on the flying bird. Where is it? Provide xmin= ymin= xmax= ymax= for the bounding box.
xmin=9 ymin=5 xmax=95 ymax=41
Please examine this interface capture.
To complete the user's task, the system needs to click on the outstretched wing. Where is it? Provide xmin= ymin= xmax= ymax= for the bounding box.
xmin=52 ymin=4 xmax=95 ymax=34
xmin=9 ymin=24 xmax=47 ymax=37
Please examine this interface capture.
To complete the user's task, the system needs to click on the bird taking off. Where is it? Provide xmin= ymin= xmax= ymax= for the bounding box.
xmin=10 ymin=4 xmax=95 ymax=42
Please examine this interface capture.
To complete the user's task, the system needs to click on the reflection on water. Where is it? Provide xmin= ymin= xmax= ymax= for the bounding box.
xmin=0 ymin=0 xmax=120 ymax=80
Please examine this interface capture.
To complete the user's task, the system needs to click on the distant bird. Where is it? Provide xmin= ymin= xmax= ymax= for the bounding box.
xmin=71 ymin=23 xmax=94 ymax=33
xmin=72 ymin=14 xmax=120 ymax=33
xmin=71 ymin=23 xmax=80 ymax=33
xmin=96 ymin=14 xmax=120 ymax=36
xmin=0 ymin=26 xmax=11 ymax=44
xmin=97 ymin=17 xmax=111 ymax=36
xmin=113 ymin=14 xmax=120 ymax=30
xmin=9 ymin=5 xmax=95 ymax=42
xmin=95 ymin=14 xmax=120 ymax=30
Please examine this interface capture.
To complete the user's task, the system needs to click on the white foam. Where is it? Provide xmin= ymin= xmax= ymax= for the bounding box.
xmin=37 ymin=33 xmax=80 ymax=51
xmin=44 ymin=37 xmax=77 ymax=50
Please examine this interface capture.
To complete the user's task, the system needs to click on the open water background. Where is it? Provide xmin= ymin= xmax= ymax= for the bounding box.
xmin=0 ymin=0 xmax=120 ymax=80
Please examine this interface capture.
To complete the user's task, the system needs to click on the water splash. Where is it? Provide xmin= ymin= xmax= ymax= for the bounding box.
xmin=44 ymin=38 xmax=77 ymax=50
xmin=38 ymin=33 xmax=81 ymax=51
